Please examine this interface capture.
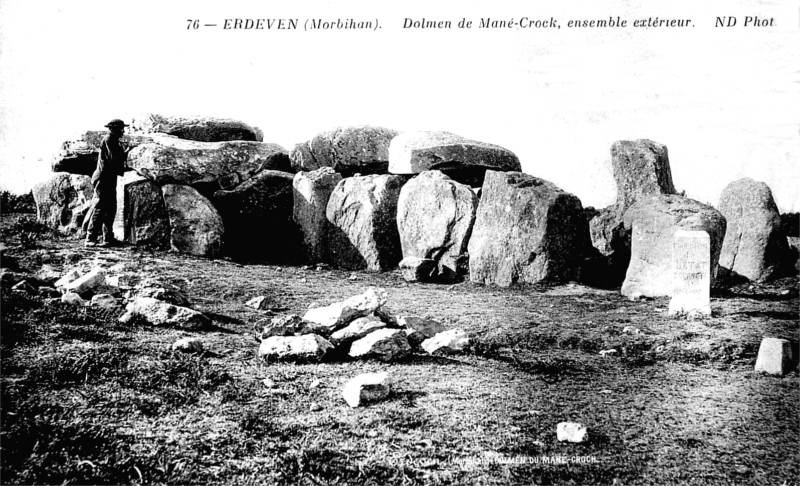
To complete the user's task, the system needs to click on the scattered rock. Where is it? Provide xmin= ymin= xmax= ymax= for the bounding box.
xmin=718 ymin=178 xmax=789 ymax=282
xmin=131 ymin=113 xmax=262 ymax=142
xmin=63 ymin=267 xmax=107 ymax=295
xmin=91 ymin=294 xmax=119 ymax=311
xmin=290 ymin=126 xmax=398 ymax=176
xmin=309 ymin=403 xmax=324 ymax=412
xmin=11 ymin=280 xmax=36 ymax=294
xmin=621 ymin=195 xmax=726 ymax=298
xmin=398 ymin=257 xmax=438 ymax=283
xmin=258 ymin=334 xmax=333 ymax=362
xmin=469 ymin=171 xmax=587 ymax=286
xmin=121 ymin=297 xmax=210 ymax=329
xmin=303 ymin=288 xmax=387 ymax=335
xmin=398 ymin=315 xmax=447 ymax=348
xmin=349 ymin=328 xmax=411 ymax=361
xmin=599 ymin=349 xmax=618 ymax=357
xmin=259 ymin=314 xmax=315 ymax=339
xmin=54 ymin=268 xmax=83 ymax=290
xmin=325 ymin=174 xmax=407 ymax=271
xmin=262 ymin=378 xmax=276 ymax=388
xmin=342 ymin=372 xmax=391 ymax=407
xmin=246 ymin=296 xmax=272 ymax=311
xmin=61 ymin=292 xmax=86 ymax=306
xmin=420 ymin=328 xmax=470 ymax=355
xmin=35 ymin=265 xmax=62 ymax=283
xmin=292 ymin=167 xmax=343 ymax=262
xmin=329 ymin=316 xmax=388 ymax=347
xmin=557 ymin=422 xmax=588 ymax=443
xmin=388 ymin=131 xmax=520 ymax=185
xmin=37 ymin=286 xmax=61 ymax=298
xmin=754 ymin=337 xmax=795 ymax=376
xmin=131 ymin=280 xmax=191 ymax=307
xmin=162 ymin=184 xmax=225 ymax=257
xmin=396 ymin=170 xmax=478 ymax=275
xmin=172 ymin=337 xmax=204 ymax=353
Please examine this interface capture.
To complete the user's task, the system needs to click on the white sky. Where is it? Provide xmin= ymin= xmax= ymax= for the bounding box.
xmin=1 ymin=0 xmax=798 ymax=211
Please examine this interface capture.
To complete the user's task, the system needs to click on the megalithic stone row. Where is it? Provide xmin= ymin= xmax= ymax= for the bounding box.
xmin=469 ymin=170 xmax=586 ymax=286
xmin=718 ymin=178 xmax=789 ymax=282
xmin=622 ymin=195 xmax=726 ymax=298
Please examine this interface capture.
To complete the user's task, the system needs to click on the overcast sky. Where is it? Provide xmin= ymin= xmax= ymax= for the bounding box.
xmin=1 ymin=0 xmax=797 ymax=212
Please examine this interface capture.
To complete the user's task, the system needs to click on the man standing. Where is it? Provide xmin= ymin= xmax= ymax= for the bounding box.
xmin=85 ymin=119 xmax=131 ymax=247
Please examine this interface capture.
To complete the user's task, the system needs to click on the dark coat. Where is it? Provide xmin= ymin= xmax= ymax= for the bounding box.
xmin=91 ymin=135 xmax=127 ymax=186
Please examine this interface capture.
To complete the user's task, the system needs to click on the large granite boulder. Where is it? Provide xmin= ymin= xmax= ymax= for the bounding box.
xmin=396 ymin=170 xmax=478 ymax=275
xmin=52 ymin=131 xmax=159 ymax=176
xmin=121 ymin=178 xmax=170 ymax=248
xmin=388 ymin=131 xmax=521 ymax=186
xmin=290 ymin=126 xmax=398 ymax=176
xmin=162 ymin=184 xmax=224 ymax=257
xmin=325 ymin=174 xmax=407 ymax=271
xmin=292 ymin=167 xmax=343 ymax=262
xmin=32 ymin=173 xmax=93 ymax=232
xmin=212 ymin=170 xmax=300 ymax=262
xmin=131 ymin=114 xmax=263 ymax=142
xmin=585 ymin=139 xmax=677 ymax=287
xmin=717 ymin=178 xmax=789 ymax=282
xmin=128 ymin=137 xmax=290 ymax=195
xmin=469 ymin=170 xmax=587 ymax=286
xmin=621 ymin=194 xmax=726 ymax=298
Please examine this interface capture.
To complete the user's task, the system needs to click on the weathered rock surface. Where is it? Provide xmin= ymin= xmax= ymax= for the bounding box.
xmin=120 ymin=297 xmax=209 ymax=329
xmin=121 ymin=178 xmax=170 ymax=247
xmin=172 ymin=337 xmax=204 ymax=354
xmin=326 ymin=175 xmax=407 ymax=271
xmin=718 ymin=178 xmax=789 ymax=282
xmin=61 ymin=292 xmax=85 ymax=306
xmin=128 ymin=136 xmax=289 ymax=192
xmin=62 ymin=267 xmax=107 ymax=295
xmin=90 ymin=293 xmax=119 ymax=311
xmin=52 ymin=131 xmax=159 ymax=176
xmin=32 ymin=174 xmax=93 ymax=232
xmin=129 ymin=280 xmax=192 ymax=308
xmin=469 ymin=171 xmax=587 ymax=286
xmin=398 ymin=257 xmax=437 ymax=283
xmin=349 ymin=328 xmax=411 ymax=361
xmin=389 ymin=131 xmax=521 ymax=186
xmin=292 ymin=168 xmax=343 ymax=262
xmin=754 ymin=337 xmax=795 ymax=376
xmin=421 ymin=328 xmax=470 ymax=355
xmin=397 ymin=171 xmax=478 ymax=275
xmin=399 ymin=315 xmax=447 ymax=348
xmin=212 ymin=170 xmax=299 ymax=261
xmin=610 ymin=139 xmax=676 ymax=215
xmin=162 ymin=184 xmax=224 ymax=257
xmin=290 ymin=126 xmax=398 ymax=176
xmin=302 ymin=288 xmax=387 ymax=335
xmin=258 ymin=334 xmax=333 ymax=362
xmin=621 ymin=195 xmax=726 ymax=298
xmin=342 ymin=372 xmax=391 ymax=407
xmin=131 ymin=114 xmax=262 ymax=142
xmin=11 ymin=280 xmax=36 ymax=294
xmin=329 ymin=316 xmax=387 ymax=347
xmin=259 ymin=314 xmax=315 ymax=339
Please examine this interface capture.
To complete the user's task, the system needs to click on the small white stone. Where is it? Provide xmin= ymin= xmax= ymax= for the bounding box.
xmin=421 ymin=328 xmax=470 ymax=355
xmin=342 ymin=372 xmax=391 ymax=407
xmin=599 ymin=349 xmax=618 ymax=357
xmin=754 ymin=337 xmax=794 ymax=376
xmin=557 ymin=422 xmax=588 ymax=443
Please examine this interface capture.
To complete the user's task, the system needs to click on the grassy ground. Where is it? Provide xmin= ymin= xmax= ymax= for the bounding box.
xmin=1 ymin=213 xmax=798 ymax=485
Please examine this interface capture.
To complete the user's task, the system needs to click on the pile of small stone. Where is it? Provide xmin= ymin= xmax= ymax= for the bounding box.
xmin=255 ymin=287 xmax=470 ymax=363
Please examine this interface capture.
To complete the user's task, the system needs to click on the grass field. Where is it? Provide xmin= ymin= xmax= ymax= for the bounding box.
xmin=1 ymin=214 xmax=798 ymax=485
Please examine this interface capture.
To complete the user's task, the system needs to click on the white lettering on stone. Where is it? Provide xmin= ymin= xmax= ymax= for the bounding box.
xmin=668 ymin=230 xmax=711 ymax=317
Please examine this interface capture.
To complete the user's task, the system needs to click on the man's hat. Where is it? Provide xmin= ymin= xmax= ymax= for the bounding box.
xmin=105 ymin=119 xmax=128 ymax=128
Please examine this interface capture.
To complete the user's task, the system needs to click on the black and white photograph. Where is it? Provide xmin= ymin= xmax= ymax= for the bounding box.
xmin=0 ymin=0 xmax=798 ymax=484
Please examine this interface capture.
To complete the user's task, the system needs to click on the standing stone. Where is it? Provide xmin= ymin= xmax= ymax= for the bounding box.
xmin=290 ymin=126 xmax=398 ymax=176
xmin=668 ymin=231 xmax=711 ymax=318
xmin=622 ymin=195 xmax=726 ymax=298
xmin=396 ymin=171 xmax=478 ymax=276
xmin=389 ymin=131 xmax=520 ymax=186
xmin=292 ymin=168 xmax=343 ymax=262
xmin=213 ymin=170 xmax=300 ymax=262
xmin=610 ymin=139 xmax=676 ymax=215
xmin=131 ymin=113 xmax=262 ymax=142
xmin=754 ymin=338 xmax=795 ymax=376
xmin=32 ymin=174 xmax=94 ymax=233
xmin=325 ymin=175 xmax=407 ymax=271
xmin=162 ymin=184 xmax=224 ymax=257
xmin=121 ymin=178 xmax=170 ymax=247
xmin=718 ymin=178 xmax=789 ymax=282
xmin=469 ymin=171 xmax=587 ymax=286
